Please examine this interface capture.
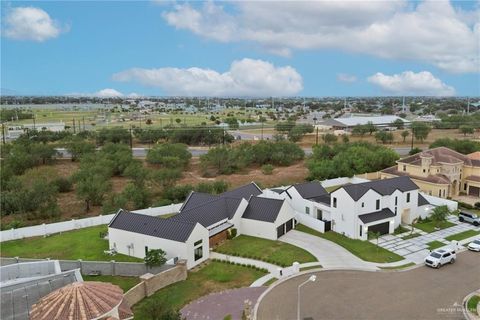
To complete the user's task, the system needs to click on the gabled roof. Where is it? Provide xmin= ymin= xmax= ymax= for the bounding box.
xmin=359 ymin=208 xmax=396 ymax=224
xmin=180 ymin=192 xmax=220 ymax=211
xmin=173 ymin=196 xmax=241 ymax=227
xmin=242 ymin=196 xmax=285 ymax=223
xmin=221 ymin=182 xmax=262 ymax=199
xmin=339 ymin=176 xmax=418 ymax=201
xmin=288 ymin=181 xmax=328 ymax=200
xmin=418 ymin=193 xmax=430 ymax=206
xmin=109 ymin=209 xmax=197 ymax=242
xmin=398 ymin=147 xmax=479 ymax=167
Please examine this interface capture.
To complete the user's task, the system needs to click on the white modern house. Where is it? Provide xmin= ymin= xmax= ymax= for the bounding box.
xmin=108 ymin=183 xmax=296 ymax=269
xmin=108 ymin=177 xmax=443 ymax=267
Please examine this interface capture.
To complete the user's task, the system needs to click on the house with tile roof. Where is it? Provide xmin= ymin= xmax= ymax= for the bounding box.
xmin=108 ymin=182 xmax=296 ymax=269
xmin=380 ymin=147 xmax=480 ymax=198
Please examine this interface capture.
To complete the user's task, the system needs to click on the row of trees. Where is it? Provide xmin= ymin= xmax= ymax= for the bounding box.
xmin=307 ymin=142 xmax=399 ymax=180
xmin=200 ymin=141 xmax=305 ymax=176
xmin=274 ymin=122 xmax=314 ymax=142
xmin=429 ymin=138 xmax=480 ymax=154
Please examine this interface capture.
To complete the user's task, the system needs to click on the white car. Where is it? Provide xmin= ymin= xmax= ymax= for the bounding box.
xmin=424 ymin=248 xmax=456 ymax=268
xmin=467 ymin=239 xmax=480 ymax=252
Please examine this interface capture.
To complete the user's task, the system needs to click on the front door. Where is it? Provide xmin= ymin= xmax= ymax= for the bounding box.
xmin=317 ymin=209 xmax=323 ymax=220
xmin=324 ymin=220 xmax=331 ymax=232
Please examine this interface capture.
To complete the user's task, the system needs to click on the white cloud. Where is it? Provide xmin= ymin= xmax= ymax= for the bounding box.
xmin=95 ymin=88 xmax=124 ymax=97
xmin=3 ymin=7 xmax=67 ymax=42
xmin=367 ymin=71 xmax=456 ymax=96
xmin=112 ymin=58 xmax=303 ymax=97
xmin=337 ymin=73 xmax=357 ymax=83
xmin=162 ymin=1 xmax=479 ymax=73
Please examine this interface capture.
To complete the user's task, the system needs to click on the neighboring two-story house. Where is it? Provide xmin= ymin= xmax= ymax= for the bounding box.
xmin=380 ymin=147 xmax=480 ymax=198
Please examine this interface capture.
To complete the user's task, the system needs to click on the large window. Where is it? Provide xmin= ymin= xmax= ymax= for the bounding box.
xmin=194 ymin=246 xmax=203 ymax=261
xmin=395 ymin=196 xmax=398 ymax=206
xmin=406 ymin=192 xmax=410 ymax=203
xmin=305 ymin=207 xmax=310 ymax=214
xmin=333 ymin=197 xmax=337 ymax=208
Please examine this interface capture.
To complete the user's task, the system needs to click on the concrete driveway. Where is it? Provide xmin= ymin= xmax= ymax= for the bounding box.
xmin=280 ymin=230 xmax=377 ymax=270
xmin=256 ymin=251 xmax=480 ymax=320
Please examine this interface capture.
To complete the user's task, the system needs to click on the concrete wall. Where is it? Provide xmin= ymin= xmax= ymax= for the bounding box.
xmin=0 ymin=258 xmax=172 ymax=277
xmin=294 ymin=212 xmax=325 ymax=233
xmin=123 ymin=260 xmax=188 ymax=307
xmin=0 ymin=203 xmax=183 ymax=242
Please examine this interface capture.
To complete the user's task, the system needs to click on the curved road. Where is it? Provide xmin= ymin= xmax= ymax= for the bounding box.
xmin=256 ymin=251 xmax=480 ymax=320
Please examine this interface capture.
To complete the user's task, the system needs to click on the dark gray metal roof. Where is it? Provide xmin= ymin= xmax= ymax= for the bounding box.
xmin=221 ymin=183 xmax=262 ymax=199
xmin=418 ymin=194 xmax=430 ymax=206
xmin=310 ymin=194 xmax=331 ymax=205
xmin=109 ymin=209 xmax=196 ymax=242
xmin=358 ymin=208 xmax=396 ymax=224
xmin=290 ymin=181 xmax=328 ymax=200
xmin=242 ymin=197 xmax=284 ymax=223
xmin=174 ymin=197 xmax=231 ymax=228
xmin=341 ymin=176 xmax=418 ymax=201
xmin=180 ymin=192 xmax=219 ymax=211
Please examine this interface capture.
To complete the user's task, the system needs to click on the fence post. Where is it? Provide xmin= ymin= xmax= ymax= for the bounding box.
xmin=111 ymin=260 xmax=116 ymax=276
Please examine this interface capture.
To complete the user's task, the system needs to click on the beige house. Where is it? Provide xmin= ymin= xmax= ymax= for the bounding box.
xmin=380 ymin=147 xmax=480 ymax=198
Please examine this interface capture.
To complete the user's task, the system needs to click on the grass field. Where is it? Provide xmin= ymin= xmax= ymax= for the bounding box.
xmin=414 ymin=220 xmax=456 ymax=233
xmin=426 ymin=240 xmax=446 ymax=251
xmin=132 ymin=261 xmax=266 ymax=318
xmin=214 ymin=235 xmax=317 ymax=267
xmin=82 ymin=275 xmax=141 ymax=292
xmin=295 ymin=224 xmax=403 ymax=263
xmin=0 ymin=225 xmax=142 ymax=262
xmin=444 ymin=230 xmax=480 ymax=242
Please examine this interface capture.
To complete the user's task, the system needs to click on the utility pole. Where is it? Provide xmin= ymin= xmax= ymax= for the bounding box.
xmin=410 ymin=125 xmax=414 ymax=150
xmin=2 ymin=123 xmax=6 ymax=145
xmin=73 ymin=118 xmax=76 ymax=134
xmin=261 ymin=121 xmax=264 ymax=140
xmin=83 ymin=116 xmax=86 ymax=131
xmin=33 ymin=114 xmax=36 ymax=131
xmin=316 ymin=127 xmax=319 ymax=145
xmin=129 ymin=125 xmax=133 ymax=150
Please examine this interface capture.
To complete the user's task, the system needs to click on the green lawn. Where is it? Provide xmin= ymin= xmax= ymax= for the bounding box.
xmin=214 ymin=235 xmax=317 ymax=267
xmin=83 ymin=275 xmax=141 ymax=292
xmin=413 ymin=220 xmax=455 ymax=233
xmin=401 ymin=233 xmax=421 ymax=240
xmin=445 ymin=230 xmax=480 ymax=242
xmin=426 ymin=240 xmax=446 ymax=251
xmin=295 ymin=224 xmax=403 ymax=263
xmin=467 ymin=295 xmax=480 ymax=315
xmin=1 ymin=225 xmax=142 ymax=262
xmin=132 ymin=261 xmax=266 ymax=318
xmin=263 ymin=277 xmax=278 ymax=286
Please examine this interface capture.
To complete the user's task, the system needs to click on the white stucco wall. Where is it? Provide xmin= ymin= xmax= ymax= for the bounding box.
xmin=108 ymin=223 xmax=209 ymax=269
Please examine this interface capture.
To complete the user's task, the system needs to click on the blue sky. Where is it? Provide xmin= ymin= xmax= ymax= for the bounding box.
xmin=1 ymin=1 xmax=479 ymax=97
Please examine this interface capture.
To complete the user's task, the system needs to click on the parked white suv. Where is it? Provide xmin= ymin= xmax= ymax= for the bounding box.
xmin=424 ymin=248 xmax=456 ymax=268
xmin=467 ymin=239 xmax=480 ymax=252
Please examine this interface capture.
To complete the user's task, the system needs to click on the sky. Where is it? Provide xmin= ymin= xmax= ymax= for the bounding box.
xmin=1 ymin=0 xmax=479 ymax=97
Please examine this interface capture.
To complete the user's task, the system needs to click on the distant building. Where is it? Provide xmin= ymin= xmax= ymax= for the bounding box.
xmin=380 ymin=147 xmax=480 ymax=198
xmin=318 ymin=115 xmax=409 ymax=130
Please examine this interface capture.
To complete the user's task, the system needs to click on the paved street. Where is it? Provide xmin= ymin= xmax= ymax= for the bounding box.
xmin=372 ymin=217 xmax=480 ymax=263
xmin=256 ymin=251 xmax=480 ymax=320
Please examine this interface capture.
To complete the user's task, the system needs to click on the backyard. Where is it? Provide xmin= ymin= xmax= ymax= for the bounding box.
xmin=132 ymin=261 xmax=266 ymax=319
xmin=82 ymin=275 xmax=141 ymax=292
xmin=295 ymin=224 xmax=403 ymax=263
xmin=214 ymin=235 xmax=317 ymax=267
xmin=0 ymin=225 xmax=142 ymax=262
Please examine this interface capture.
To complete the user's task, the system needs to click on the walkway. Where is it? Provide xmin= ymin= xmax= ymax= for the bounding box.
xmin=279 ymin=230 xmax=379 ymax=270
xmin=372 ymin=217 xmax=480 ymax=263
xmin=181 ymin=287 xmax=266 ymax=320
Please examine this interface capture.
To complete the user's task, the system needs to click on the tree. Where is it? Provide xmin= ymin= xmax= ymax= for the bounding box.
xmin=146 ymin=143 xmax=191 ymax=169
xmin=74 ymin=166 xmax=112 ymax=212
xmin=411 ymin=122 xmax=431 ymax=143
xmin=97 ymin=127 xmax=130 ymax=145
xmin=391 ymin=118 xmax=405 ymax=130
xmin=430 ymin=205 xmax=450 ymax=228
xmin=137 ymin=300 xmax=183 ymax=320
xmin=224 ymin=117 xmax=239 ymax=130
xmin=275 ymin=121 xmax=295 ymax=133
xmin=322 ymin=133 xmax=338 ymax=144
xmin=365 ymin=121 xmax=377 ymax=135
xmin=459 ymin=125 xmax=474 ymax=137
xmin=175 ymin=118 xmax=182 ymax=124
xmin=144 ymin=248 xmax=167 ymax=267
xmin=352 ymin=124 xmax=368 ymax=137
xmin=401 ymin=130 xmax=410 ymax=142
xmin=430 ymin=138 xmax=480 ymax=154
xmin=64 ymin=137 xmax=96 ymax=161
xmin=375 ymin=131 xmax=394 ymax=144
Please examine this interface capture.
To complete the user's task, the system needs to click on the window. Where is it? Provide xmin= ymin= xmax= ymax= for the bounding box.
xmin=395 ymin=197 xmax=398 ymax=206
xmin=194 ymin=246 xmax=203 ymax=261
xmin=423 ymin=169 xmax=426 ymax=173
xmin=394 ymin=207 xmax=397 ymax=215
xmin=376 ymin=199 xmax=380 ymax=210
xmin=361 ymin=202 xmax=365 ymax=208
xmin=306 ymin=207 xmax=310 ymax=214
xmin=194 ymin=239 xmax=203 ymax=246
xmin=439 ymin=190 xmax=441 ymax=197
xmin=144 ymin=246 xmax=149 ymax=256
xmin=317 ymin=209 xmax=323 ymax=220
xmin=464 ymin=184 xmax=467 ymax=191
xmin=406 ymin=193 xmax=410 ymax=203
xmin=333 ymin=197 xmax=337 ymax=208
xmin=403 ymin=165 xmax=406 ymax=171
xmin=359 ymin=225 xmax=362 ymax=237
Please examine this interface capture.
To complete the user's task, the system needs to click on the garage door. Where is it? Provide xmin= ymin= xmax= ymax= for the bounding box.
xmin=277 ymin=225 xmax=285 ymax=238
xmin=285 ymin=219 xmax=293 ymax=233
xmin=469 ymin=186 xmax=480 ymax=197
xmin=368 ymin=222 xmax=390 ymax=235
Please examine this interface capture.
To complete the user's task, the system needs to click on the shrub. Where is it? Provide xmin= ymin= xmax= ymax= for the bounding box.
xmin=144 ymin=249 xmax=167 ymax=267
xmin=475 ymin=202 xmax=480 ymax=209
xmin=54 ymin=177 xmax=73 ymax=193
xmin=261 ymin=164 xmax=274 ymax=175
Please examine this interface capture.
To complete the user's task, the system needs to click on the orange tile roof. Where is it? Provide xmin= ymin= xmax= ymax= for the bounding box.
xmin=30 ymin=281 xmax=130 ymax=320
xmin=398 ymin=147 xmax=479 ymax=167
xmin=467 ymin=151 xmax=480 ymax=160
